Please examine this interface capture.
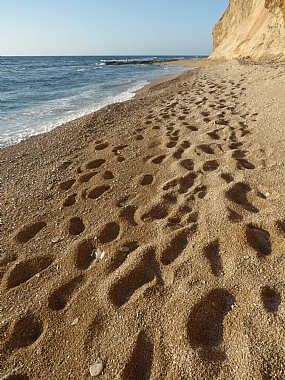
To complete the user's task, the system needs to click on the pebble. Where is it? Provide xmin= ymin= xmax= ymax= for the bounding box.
xmin=92 ymin=249 xmax=105 ymax=259
xmin=121 ymin=246 xmax=130 ymax=252
xmin=71 ymin=318 xmax=79 ymax=326
xmin=90 ymin=362 xmax=104 ymax=377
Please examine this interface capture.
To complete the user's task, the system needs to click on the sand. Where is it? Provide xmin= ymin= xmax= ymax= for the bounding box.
xmin=1 ymin=59 xmax=285 ymax=379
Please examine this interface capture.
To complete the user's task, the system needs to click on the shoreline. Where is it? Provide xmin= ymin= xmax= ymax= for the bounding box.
xmin=2 ymin=59 xmax=285 ymax=379
xmin=0 ymin=58 xmax=196 ymax=151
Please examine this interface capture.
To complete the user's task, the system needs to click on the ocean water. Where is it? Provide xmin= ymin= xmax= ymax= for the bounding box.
xmin=1 ymin=55 xmax=205 ymax=148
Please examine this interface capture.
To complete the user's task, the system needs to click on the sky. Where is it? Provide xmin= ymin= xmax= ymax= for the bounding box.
xmin=0 ymin=0 xmax=229 ymax=56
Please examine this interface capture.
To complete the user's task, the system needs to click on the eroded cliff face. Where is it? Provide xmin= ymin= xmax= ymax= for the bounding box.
xmin=211 ymin=0 xmax=285 ymax=61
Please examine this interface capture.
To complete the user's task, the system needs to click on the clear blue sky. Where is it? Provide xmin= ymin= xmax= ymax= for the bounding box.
xmin=0 ymin=0 xmax=228 ymax=56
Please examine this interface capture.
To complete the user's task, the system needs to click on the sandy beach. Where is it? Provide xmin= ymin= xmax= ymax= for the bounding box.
xmin=1 ymin=59 xmax=285 ymax=379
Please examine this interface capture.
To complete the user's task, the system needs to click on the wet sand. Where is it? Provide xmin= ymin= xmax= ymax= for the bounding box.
xmin=1 ymin=59 xmax=285 ymax=379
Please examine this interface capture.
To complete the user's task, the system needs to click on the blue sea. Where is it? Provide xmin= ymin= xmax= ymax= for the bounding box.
xmin=1 ymin=55 xmax=205 ymax=148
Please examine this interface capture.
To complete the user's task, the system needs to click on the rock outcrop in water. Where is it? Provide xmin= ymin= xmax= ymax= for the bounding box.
xmin=211 ymin=0 xmax=285 ymax=61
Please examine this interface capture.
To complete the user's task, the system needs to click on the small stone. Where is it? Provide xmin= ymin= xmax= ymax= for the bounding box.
xmin=92 ymin=249 xmax=105 ymax=259
xmin=121 ymin=247 xmax=130 ymax=252
xmin=265 ymin=192 xmax=270 ymax=198
xmin=71 ymin=318 xmax=79 ymax=326
xmin=90 ymin=362 xmax=104 ymax=376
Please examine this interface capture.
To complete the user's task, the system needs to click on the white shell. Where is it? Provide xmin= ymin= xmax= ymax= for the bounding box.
xmin=90 ymin=362 xmax=104 ymax=376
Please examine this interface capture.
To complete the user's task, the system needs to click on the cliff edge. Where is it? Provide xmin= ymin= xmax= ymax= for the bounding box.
xmin=211 ymin=0 xmax=285 ymax=61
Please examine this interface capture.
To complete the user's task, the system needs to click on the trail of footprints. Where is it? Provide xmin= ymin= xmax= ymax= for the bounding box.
xmin=1 ymin=71 xmax=285 ymax=379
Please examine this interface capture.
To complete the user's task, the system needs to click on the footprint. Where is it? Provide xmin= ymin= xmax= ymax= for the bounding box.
xmin=0 ymin=252 xmax=17 ymax=266
xmin=59 ymin=179 xmax=76 ymax=190
xmin=166 ymin=141 xmax=177 ymax=148
xmin=140 ymin=174 xmax=153 ymax=186
xmin=63 ymin=193 xmax=77 ymax=207
xmin=112 ymin=145 xmax=128 ymax=155
xmin=207 ymin=131 xmax=220 ymax=140
xmin=160 ymin=229 xmax=190 ymax=265
xmin=227 ymin=207 xmax=243 ymax=223
xmin=102 ymin=170 xmax=114 ymax=180
xmin=180 ymin=159 xmax=194 ymax=171
xmin=74 ymin=239 xmax=96 ymax=270
xmin=152 ymin=155 xmax=166 ymax=165
xmin=94 ymin=142 xmax=108 ymax=150
xmin=68 ymin=217 xmax=85 ymax=236
xmin=78 ymin=172 xmax=98 ymax=183
xmin=172 ymin=148 xmax=184 ymax=159
xmin=204 ymin=240 xmax=223 ymax=277
xmin=198 ymin=144 xmax=215 ymax=155
xmin=236 ymin=158 xmax=255 ymax=170
xmin=261 ymin=286 xmax=281 ymax=313
xmin=86 ymin=159 xmax=106 ymax=170
xmin=108 ymin=248 xmax=156 ymax=307
xmin=122 ymin=331 xmax=153 ymax=380
xmin=6 ymin=314 xmax=43 ymax=351
xmin=276 ymin=220 xmax=285 ymax=234
xmin=221 ymin=173 xmax=234 ymax=183
xmin=87 ymin=185 xmax=110 ymax=200
xmin=162 ymin=173 xmax=197 ymax=194
xmin=3 ymin=374 xmax=29 ymax=380
xmin=141 ymin=203 xmax=168 ymax=221
xmin=107 ymin=242 xmax=139 ymax=273
xmin=48 ymin=275 xmax=84 ymax=311
xmin=226 ymin=183 xmax=259 ymax=213
xmin=246 ymin=225 xmax=272 ymax=256
xmin=181 ymin=141 xmax=191 ymax=149
xmin=187 ymin=288 xmax=235 ymax=348
xmin=4 ymin=256 xmax=53 ymax=290
xmin=179 ymin=173 xmax=198 ymax=194
xmin=16 ymin=221 xmax=47 ymax=243
xmin=203 ymin=160 xmax=219 ymax=172
xmin=120 ymin=205 xmax=137 ymax=226
xmin=98 ymin=222 xmax=120 ymax=244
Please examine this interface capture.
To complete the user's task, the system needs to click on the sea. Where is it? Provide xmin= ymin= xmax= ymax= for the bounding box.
xmin=1 ymin=55 xmax=206 ymax=148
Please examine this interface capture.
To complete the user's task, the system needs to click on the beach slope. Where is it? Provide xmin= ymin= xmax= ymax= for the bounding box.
xmin=1 ymin=60 xmax=285 ymax=379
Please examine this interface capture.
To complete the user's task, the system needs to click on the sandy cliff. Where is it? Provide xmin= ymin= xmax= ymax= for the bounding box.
xmin=211 ymin=0 xmax=285 ymax=61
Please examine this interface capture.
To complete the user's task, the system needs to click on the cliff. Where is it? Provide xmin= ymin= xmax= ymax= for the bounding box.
xmin=211 ymin=0 xmax=285 ymax=61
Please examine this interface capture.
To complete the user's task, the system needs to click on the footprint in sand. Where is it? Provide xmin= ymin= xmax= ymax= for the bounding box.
xmin=246 ymin=224 xmax=272 ymax=257
xmin=261 ymin=286 xmax=281 ymax=313
xmin=85 ymin=158 xmax=106 ymax=170
xmin=48 ymin=275 xmax=84 ymax=311
xmin=202 ymin=160 xmax=219 ymax=172
xmin=151 ymin=155 xmax=166 ymax=165
xmin=15 ymin=221 xmax=47 ymax=244
xmin=73 ymin=239 xmax=97 ymax=270
xmin=106 ymin=241 xmax=139 ymax=273
xmin=108 ymin=248 xmax=156 ymax=307
xmin=63 ymin=193 xmax=77 ymax=207
xmin=139 ymin=174 xmax=154 ymax=186
xmin=120 ymin=205 xmax=137 ymax=226
xmin=5 ymin=313 xmax=43 ymax=352
xmin=3 ymin=255 xmax=53 ymax=290
xmin=121 ymin=331 xmax=153 ymax=380
xmin=225 ymin=182 xmax=260 ymax=214
xmin=68 ymin=216 xmax=85 ymax=236
xmin=87 ymin=185 xmax=110 ymax=200
xmin=159 ymin=228 xmax=192 ymax=266
xmin=59 ymin=178 xmax=76 ymax=190
xmin=94 ymin=142 xmax=108 ymax=151
xmin=78 ymin=171 xmax=98 ymax=184
xmin=187 ymin=288 xmax=235 ymax=348
xmin=97 ymin=222 xmax=120 ymax=244
xmin=204 ymin=240 xmax=223 ymax=277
